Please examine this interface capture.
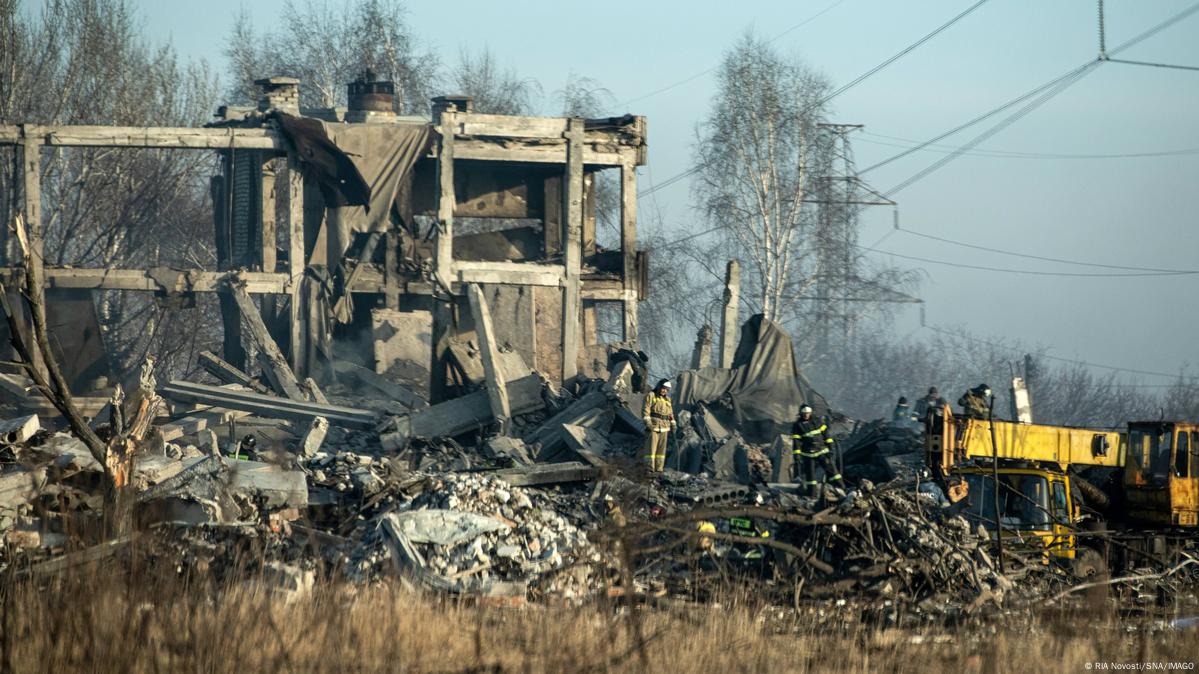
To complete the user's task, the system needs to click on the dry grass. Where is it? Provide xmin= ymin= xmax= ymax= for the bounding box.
xmin=2 ymin=556 xmax=1197 ymax=673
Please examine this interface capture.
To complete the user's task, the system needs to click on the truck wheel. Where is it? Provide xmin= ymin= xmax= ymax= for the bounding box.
xmin=1072 ymin=547 xmax=1108 ymax=581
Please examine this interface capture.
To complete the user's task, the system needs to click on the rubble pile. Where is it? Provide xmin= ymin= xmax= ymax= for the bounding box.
xmin=808 ymin=483 xmax=1022 ymax=610
xmin=346 ymin=473 xmax=601 ymax=599
xmin=613 ymin=479 xmax=1055 ymax=622
xmin=841 ymin=420 xmax=925 ymax=483
xmin=0 ymin=314 xmax=1192 ymax=620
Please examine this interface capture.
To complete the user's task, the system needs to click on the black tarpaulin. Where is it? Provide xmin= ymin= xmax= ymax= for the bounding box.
xmin=273 ymin=114 xmax=434 ymax=325
xmin=321 ymin=123 xmax=433 ymax=267
xmin=272 ymin=113 xmax=433 ymax=267
xmin=674 ymin=314 xmax=829 ymax=437
xmin=272 ymin=112 xmax=371 ymax=207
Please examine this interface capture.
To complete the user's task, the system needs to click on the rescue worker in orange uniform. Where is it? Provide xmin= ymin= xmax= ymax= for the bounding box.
xmin=642 ymin=379 xmax=676 ymax=472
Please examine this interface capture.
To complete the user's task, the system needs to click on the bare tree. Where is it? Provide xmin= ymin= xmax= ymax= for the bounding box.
xmin=693 ymin=33 xmax=831 ymax=325
xmin=803 ymin=322 xmax=1191 ymax=428
xmin=450 ymin=46 xmax=540 ymax=115
xmin=224 ymin=0 xmax=439 ymax=114
xmin=691 ymin=32 xmax=915 ymax=361
xmin=556 ymin=73 xmax=612 ymax=118
xmin=0 ymin=0 xmax=221 ymax=380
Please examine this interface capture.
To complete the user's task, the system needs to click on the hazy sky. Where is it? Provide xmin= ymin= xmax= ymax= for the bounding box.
xmin=114 ymin=1 xmax=1199 ymax=382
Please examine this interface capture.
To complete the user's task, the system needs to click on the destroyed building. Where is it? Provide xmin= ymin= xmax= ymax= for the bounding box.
xmin=2 ymin=73 xmax=1193 ymax=626
xmin=0 ymin=72 xmax=648 ymax=407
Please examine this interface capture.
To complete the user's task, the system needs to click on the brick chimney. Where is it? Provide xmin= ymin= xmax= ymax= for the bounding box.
xmin=346 ymin=69 xmax=396 ymax=123
xmin=255 ymin=76 xmax=300 ymax=114
xmin=431 ymin=95 xmax=473 ymax=117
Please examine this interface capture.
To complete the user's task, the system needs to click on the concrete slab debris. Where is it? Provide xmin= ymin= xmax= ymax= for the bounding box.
xmin=388 ymin=509 xmax=510 ymax=547
xmin=0 ymin=414 xmax=39 ymax=444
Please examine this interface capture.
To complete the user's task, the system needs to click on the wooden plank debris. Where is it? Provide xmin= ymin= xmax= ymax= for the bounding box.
xmin=300 ymin=417 xmax=329 ymax=457
xmin=301 ymin=377 xmax=328 ymax=404
xmin=331 ymin=360 xmax=426 ymax=409
xmin=522 ymin=391 xmax=609 ymax=461
xmin=0 ymin=268 xmax=289 ymax=293
xmin=491 ymin=461 xmax=597 ymax=487
xmin=559 ymin=423 xmax=611 ymax=468
xmin=0 ymin=125 xmax=282 ymax=149
xmin=158 ymin=408 xmax=250 ymax=443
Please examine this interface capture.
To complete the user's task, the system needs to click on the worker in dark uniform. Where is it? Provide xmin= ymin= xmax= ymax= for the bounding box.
xmin=892 ymin=396 xmax=913 ymax=423
xmin=791 ymin=404 xmax=844 ymax=498
xmin=913 ymin=386 xmax=947 ymax=424
xmin=958 ymin=384 xmax=991 ymax=420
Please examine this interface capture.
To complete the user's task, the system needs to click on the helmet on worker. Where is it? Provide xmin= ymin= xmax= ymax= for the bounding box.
xmin=799 ymin=403 xmax=813 ymax=418
xmin=655 ymin=379 xmax=672 ymax=395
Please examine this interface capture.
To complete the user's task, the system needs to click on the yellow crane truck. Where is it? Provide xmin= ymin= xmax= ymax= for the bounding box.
xmin=925 ymin=411 xmax=1199 ymax=578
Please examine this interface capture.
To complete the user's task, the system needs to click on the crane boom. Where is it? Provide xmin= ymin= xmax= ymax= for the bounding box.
xmin=927 ymin=413 xmax=1123 ymax=473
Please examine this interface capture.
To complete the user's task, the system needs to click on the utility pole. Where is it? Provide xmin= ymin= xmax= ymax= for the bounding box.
xmin=808 ymin=124 xmax=895 ymax=360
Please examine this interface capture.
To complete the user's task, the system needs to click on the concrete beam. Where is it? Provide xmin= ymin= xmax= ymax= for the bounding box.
xmin=160 ymin=380 xmax=379 ymax=429
xmin=719 ymin=260 xmax=740 ymax=369
xmin=229 ymin=285 xmax=305 ymax=401
xmin=465 ymin=283 xmax=510 ymax=434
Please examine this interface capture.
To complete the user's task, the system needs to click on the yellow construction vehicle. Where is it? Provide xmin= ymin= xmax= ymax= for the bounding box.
xmin=926 ymin=411 xmax=1121 ymax=571
xmin=1124 ymin=421 xmax=1199 ymax=527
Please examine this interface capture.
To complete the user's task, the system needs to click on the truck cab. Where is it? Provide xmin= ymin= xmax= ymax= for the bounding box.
xmin=956 ymin=465 xmax=1077 ymax=559
xmin=1125 ymin=421 xmax=1199 ymax=527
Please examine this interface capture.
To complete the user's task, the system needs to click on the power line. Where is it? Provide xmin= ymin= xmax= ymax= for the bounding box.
xmin=923 ymin=324 xmax=1184 ymax=379
xmin=857 ymin=132 xmax=1199 ymax=160
xmin=868 ymin=1 xmax=1199 ymax=178
xmin=863 ymin=246 xmax=1198 ymax=277
xmin=894 ymin=229 xmax=1199 ymax=273
xmin=612 ymin=0 xmax=848 ymax=108
xmin=1105 ymin=57 xmax=1199 ymax=73
xmin=654 ymin=225 xmax=724 ymax=248
xmin=885 ymin=61 xmax=1101 ymax=195
xmin=818 ymin=0 xmax=991 ymax=105
xmin=638 ymin=0 xmax=991 ymax=199
xmin=859 ymin=63 xmax=1097 ymax=174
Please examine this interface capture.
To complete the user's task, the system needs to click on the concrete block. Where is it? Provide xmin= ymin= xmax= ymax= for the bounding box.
xmin=0 ymin=415 xmax=39 ymax=444
xmin=371 ymin=308 xmax=431 ymax=376
xmin=300 ymin=416 xmax=328 ymax=457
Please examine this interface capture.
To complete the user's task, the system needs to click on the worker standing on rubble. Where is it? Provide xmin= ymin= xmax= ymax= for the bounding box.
xmin=958 ymin=384 xmax=991 ymax=420
xmin=642 ymin=379 xmax=676 ymax=473
xmin=892 ymin=396 xmax=913 ymax=423
xmin=791 ymin=404 xmax=845 ymax=498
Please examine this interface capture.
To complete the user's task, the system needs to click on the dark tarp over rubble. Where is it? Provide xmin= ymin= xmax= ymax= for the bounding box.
xmin=674 ymin=314 xmax=828 ymax=439
xmin=271 ymin=112 xmax=371 ymax=207
xmin=271 ymin=112 xmax=434 ymax=366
